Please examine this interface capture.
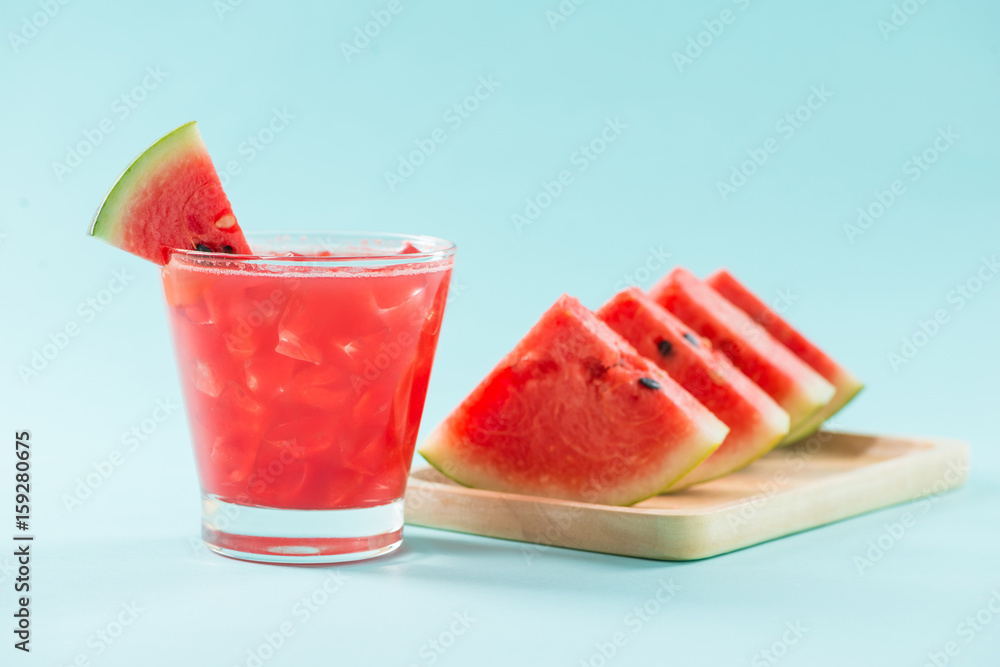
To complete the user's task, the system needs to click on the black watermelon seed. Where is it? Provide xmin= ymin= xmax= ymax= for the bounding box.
xmin=639 ymin=377 xmax=661 ymax=390
xmin=195 ymin=243 xmax=212 ymax=252
xmin=683 ymin=332 xmax=699 ymax=347
xmin=583 ymin=357 xmax=608 ymax=379
xmin=657 ymin=339 xmax=673 ymax=357
xmin=222 ymin=245 xmax=235 ymax=254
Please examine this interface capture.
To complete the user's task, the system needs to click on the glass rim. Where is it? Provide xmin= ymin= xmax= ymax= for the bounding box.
xmin=168 ymin=230 xmax=456 ymax=267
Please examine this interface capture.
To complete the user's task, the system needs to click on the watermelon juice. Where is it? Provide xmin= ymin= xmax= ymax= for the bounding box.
xmin=161 ymin=233 xmax=455 ymax=563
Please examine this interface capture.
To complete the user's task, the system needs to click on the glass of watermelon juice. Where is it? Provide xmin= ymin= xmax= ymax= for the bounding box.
xmin=161 ymin=232 xmax=455 ymax=563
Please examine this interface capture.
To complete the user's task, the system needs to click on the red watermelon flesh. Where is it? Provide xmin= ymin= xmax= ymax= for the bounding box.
xmin=706 ymin=269 xmax=863 ymax=443
xmin=649 ymin=268 xmax=835 ymax=436
xmin=90 ymin=122 xmax=252 ymax=265
xmin=419 ymin=294 xmax=729 ymax=506
xmin=597 ymin=288 xmax=790 ymax=489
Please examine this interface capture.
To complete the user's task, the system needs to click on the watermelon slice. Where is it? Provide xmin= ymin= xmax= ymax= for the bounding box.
xmin=419 ymin=294 xmax=729 ymax=506
xmin=649 ymin=268 xmax=835 ymax=436
xmin=706 ymin=269 xmax=863 ymax=443
xmin=89 ymin=121 xmax=252 ymax=264
xmin=596 ymin=288 xmax=790 ymax=489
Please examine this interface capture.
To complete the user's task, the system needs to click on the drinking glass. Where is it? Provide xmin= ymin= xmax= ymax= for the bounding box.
xmin=161 ymin=232 xmax=455 ymax=563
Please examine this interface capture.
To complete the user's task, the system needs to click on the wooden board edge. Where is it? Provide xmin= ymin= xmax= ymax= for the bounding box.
xmin=404 ymin=435 xmax=971 ymax=561
xmin=670 ymin=438 xmax=970 ymax=559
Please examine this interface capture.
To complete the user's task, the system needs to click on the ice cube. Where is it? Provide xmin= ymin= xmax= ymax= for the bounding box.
xmin=179 ymin=301 xmax=214 ymax=325
xmin=263 ymin=417 xmax=337 ymax=459
xmin=274 ymin=295 xmax=324 ymax=364
xmin=373 ymin=274 xmax=429 ymax=310
xmin=192 ymin=360 xmax=226 ymax=398
xmin=209 ymin=433 xmax=258 ymax=484
xmin=213 ymin=382 xmax=265 ymax=430
xmin=248 ymin=441 xmax=308 ymax=506
xmin=275 ymin=329 xmax=323 ymax=364
xmin=244 ymin=354 xmax=298 ymax=397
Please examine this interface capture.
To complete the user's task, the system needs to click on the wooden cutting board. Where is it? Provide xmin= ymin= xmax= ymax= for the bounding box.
xmin=403 ymin=431 xmax=970 ymax=560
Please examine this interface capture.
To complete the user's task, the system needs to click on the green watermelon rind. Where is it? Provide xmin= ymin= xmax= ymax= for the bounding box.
xmin=779 ymin=373 xmax=864 ymax=445
xmin=666 ymin=393 xmax=792 ymax=491
xmin=417 ymin=446 xmax=471 ymax=489
xmin=596 ymin=287 xmax=794 ymax=492
xmin=650 ymin=268 xmax=838 ymax=436
xmin=418 ymin=420 xmax=727 ymax=507
xmin=653 ymin=439 xmax=727 ymax=496
xmin=89 ymin=121 xmax=202 ymax=244
xmin=666 ymin=427 xmax=788 ymax=491
xmin=703 ymin=269 xmax=864 ymax=448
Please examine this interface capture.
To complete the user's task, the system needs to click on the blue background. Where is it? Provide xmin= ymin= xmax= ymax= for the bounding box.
xmin=2 ymin=0 xmax=999 ymax=664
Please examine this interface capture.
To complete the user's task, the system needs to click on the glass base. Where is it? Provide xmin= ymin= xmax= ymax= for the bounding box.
xmin=200 ymin=495 xmax=404 ymax=564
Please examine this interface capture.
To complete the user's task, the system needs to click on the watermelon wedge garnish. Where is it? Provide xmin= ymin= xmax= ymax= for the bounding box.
xmin=649 ymin=268 xmax=835 ymax=437
xmin=597 ymin=288 xmax=790 ymax=489
xmin=419 ymin=294 xmax=730 ymax=506
xmin=706 ymin=269 xmax=863 ymax=444
xmin=89 ymin=121 xmax=252 ymax=264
